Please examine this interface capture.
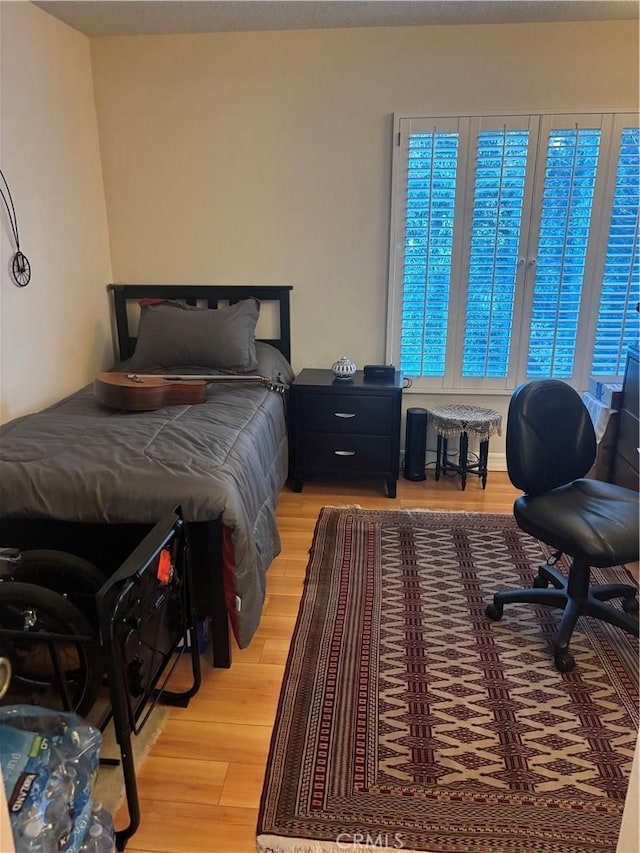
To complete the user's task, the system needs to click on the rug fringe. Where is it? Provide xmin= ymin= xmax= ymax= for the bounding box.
xmin=320 ymin=504 xmax=363 ymax=509
xmin=319 ymin=505 xmax=511 ymax=514
xmin=257 ymin=835 xmax=430 ymax=853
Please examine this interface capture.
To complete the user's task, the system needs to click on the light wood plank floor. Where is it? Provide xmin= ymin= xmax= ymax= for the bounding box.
xmin=117 ymin=472 xmax=635 ymax=853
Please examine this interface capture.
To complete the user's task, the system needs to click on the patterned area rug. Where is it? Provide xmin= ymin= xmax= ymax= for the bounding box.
xmin=257 ymin=508 xmax=639 ymax=853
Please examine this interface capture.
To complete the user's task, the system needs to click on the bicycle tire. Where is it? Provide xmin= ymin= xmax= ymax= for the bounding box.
xmin=0 ymin=581 xmax=103 ymax=717
xmin=12 ymin=550 xmax=108 ymax=629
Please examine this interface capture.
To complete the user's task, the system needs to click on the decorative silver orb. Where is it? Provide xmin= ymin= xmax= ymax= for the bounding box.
xmin=331 ymin=356 xmax=357 ymax=379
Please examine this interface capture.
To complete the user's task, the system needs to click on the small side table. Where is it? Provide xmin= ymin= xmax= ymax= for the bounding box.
xmin=428 ymin=404 xmax=502 ymax=490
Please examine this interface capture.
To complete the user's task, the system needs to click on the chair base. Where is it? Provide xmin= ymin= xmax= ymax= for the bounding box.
xmin=486 ymin=561 xmax=639 ymax=672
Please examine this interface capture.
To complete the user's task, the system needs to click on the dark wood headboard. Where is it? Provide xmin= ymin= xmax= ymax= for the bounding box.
xmin=108 ymin=284 xmax=293 ymax=364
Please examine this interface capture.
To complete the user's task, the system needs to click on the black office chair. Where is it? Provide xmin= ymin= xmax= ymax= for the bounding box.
xmin=486 ymin=379 xmax=639 ymax=672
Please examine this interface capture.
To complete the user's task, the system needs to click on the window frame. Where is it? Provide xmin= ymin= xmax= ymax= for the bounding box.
xmin=386 ymin=109 xmax=639 ymax=395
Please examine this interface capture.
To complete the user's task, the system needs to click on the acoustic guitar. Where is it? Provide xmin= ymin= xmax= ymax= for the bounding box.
xmin=94 ymin=372 xmax=287 ymax=412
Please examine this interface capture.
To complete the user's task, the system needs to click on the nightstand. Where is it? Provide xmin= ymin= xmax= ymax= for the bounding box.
xmin=289 ymin=368 xmax=403 ymax=498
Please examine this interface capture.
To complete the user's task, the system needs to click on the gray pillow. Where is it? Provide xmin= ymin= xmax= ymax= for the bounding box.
xmin=130 ymin=298 xmax=260 ymax=373
xmin=255 ymin=341 xmax=295 ymax=384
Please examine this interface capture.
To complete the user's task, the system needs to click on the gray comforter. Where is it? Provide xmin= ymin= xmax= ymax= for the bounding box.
xmin=0 ymin=380 xmax=288 ymax=647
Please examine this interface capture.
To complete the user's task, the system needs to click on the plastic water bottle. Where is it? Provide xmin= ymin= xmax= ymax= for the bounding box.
xmin=80 ymin=822 xmax=116 ymax=853
xmin=16 ymin=817 xmax=54 ymax=852
xmin=45 ymin=764 xmax=77 ymax=804
xmin=44 ymin=800 xmax=74 ymax=851
xmin=12 ymin=800 xmax=41 ymax=836
xmin=44 ymin=764 xmax=76 ymax=843
xmin=89 ymin=800 xmax=114 ymax=840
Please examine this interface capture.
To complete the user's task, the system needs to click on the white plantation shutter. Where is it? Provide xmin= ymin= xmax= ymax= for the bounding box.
xmin=462 ymin=122 xmax=532 ymax=379
xmin=398 ymin=120 xmax=461 ymax=378
xmin=592 ymin=123 xmax=640 ymax=375
xmin=526 ymin=121 xmax=603 ymax=379
xmin=387 ymin=111 xmax=640 ymax=393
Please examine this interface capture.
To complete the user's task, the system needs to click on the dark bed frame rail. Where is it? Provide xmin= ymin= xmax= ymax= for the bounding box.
xmin=109 ymin=283 xmax=293 ymax=364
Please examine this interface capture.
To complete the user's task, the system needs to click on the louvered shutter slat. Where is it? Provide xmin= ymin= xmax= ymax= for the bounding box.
xmin=591 ymin=127 xmax=639 ymax=375
xmin=462 ymin=129 xmax=529 ymax=378
xmin=400 ymin=130 xmax=459 ymax=376
xmin=527 ymin=127 xmax=601 ymax=379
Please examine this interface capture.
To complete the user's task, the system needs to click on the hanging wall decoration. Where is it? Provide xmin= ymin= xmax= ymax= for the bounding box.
xmin=0 ymin=169 xmax=31 ymax=287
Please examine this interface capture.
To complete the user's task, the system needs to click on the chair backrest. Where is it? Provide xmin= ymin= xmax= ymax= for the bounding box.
xmin=507 ymin=380 xmax=597 ymax=496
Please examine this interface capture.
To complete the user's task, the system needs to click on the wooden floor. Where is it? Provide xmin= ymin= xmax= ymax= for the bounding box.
xmin=119 ymin=471 xmax=519 ymax=852
xmin=118 ymin=472 xmax=635 ymax=852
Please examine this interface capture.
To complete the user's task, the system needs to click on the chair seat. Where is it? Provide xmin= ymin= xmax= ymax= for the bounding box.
xmin=515 ymin=478 xmax=639 ymax=567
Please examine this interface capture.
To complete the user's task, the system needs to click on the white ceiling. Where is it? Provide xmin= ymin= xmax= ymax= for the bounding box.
xmin=32 ymin=0 xmax=640 ymax=38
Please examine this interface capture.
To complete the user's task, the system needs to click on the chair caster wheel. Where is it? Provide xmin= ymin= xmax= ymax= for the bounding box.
xmin=622 ymin=596 xmax=639 ymax=614
xmin=554 ymin=649 xmax=575 ymax=673
xmin=533 ymin=574 xmax=549 ymax=589
xmin=485 ymin=602 xmax=503 ymax=620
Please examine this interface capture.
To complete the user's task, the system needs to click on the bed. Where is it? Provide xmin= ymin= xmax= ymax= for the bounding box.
xmin=0 ymin=284 xmax=293 ymax=667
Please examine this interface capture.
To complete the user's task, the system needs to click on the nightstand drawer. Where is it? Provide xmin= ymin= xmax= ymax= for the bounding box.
xmin=297 ymin=394 xmax=393 ymax=435
xmin=300 ymin=434 xmax=392 ymax=473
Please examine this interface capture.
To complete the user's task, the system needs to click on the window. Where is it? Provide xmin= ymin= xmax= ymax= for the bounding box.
xmin=387 ymin=112 xmax=639 ymax=392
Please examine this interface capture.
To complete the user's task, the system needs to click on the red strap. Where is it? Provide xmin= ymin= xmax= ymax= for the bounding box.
xmin=138 ymin=298 xmax=168 ymax=307
xmin=157 ymin=548 xmax=173 ymax=583
xmin=222 ymin=526 xmax=240 ymax=644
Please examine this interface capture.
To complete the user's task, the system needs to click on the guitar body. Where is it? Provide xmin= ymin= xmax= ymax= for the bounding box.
xmin=94 ymin=373 xmax=207 ymax=411
xmin=94 ymin=372 xmax=286 ymax=412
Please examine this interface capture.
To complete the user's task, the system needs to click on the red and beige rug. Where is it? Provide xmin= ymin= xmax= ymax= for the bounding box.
xmin=257 ymin=508 xmax=639 ymax=853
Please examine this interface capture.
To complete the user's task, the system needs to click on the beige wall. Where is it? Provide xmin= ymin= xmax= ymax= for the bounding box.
xmin=90 ymin=20 xmax=638 ymax=464
xmin=0 ymin=1 xmax=113 ymax=423
xmin=1 ymin=14 xmax=637 ymax=457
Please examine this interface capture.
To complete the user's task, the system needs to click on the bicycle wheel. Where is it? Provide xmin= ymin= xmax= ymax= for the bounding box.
xmin=12 ymin=550 xmax=108 ymax=629
xmin=0 ymin=582 xmax=103 ymax=717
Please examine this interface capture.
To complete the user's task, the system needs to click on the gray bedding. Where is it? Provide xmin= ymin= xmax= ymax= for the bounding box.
xmin=0 ymin=377 xmax=289 ymax=648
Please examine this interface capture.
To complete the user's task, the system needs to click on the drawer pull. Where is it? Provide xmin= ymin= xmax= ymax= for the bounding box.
xmin=334 ymin=412 xmax=356 ymax=419
xmin=334 ymin=450 xmax=356 ymax=456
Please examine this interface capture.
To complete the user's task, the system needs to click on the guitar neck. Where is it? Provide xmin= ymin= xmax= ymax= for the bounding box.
xmin=126 ymin=373 xmax=288 ymax=392
xmin=130 ymin=373 xmax=269 ymax=382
